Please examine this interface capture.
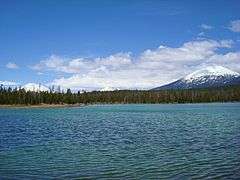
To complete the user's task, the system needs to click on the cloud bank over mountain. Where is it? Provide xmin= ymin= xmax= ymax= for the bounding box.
xmin=29 ymin=39 xmax=240 ymax=90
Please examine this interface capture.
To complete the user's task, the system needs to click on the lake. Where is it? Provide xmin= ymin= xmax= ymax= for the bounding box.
xmin=0 ymin=103 xmax=240 ymax=179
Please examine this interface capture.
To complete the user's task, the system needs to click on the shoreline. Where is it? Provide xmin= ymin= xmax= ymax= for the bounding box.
xmin=0 ymin=103 xmax=86 ymax=109
xmin=0 ymin=102 xmax=239 ymax=108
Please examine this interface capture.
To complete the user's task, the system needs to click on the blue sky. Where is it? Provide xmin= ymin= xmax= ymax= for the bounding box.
xmin=1 ymin=0 xmax=240 ymax=90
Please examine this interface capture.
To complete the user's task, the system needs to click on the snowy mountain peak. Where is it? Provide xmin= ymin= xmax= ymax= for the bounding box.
xmin=0 ymin=81 xmax=18 ymax=86
xmin=23 ymin=83 xmax=49 ymax=92
xmin=152 ymin=65 xmax=240 ymax=90
xmin=100 ymin=87 xmax=118 ymax=91
xmin=184 ymin=66 xmax=239 ymax=82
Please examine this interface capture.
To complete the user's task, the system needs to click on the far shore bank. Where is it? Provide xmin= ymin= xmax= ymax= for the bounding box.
xmin=0 ymin=103 xmax=86 ymax=109
xmin=0 ymin=101 xmax=239 ymax=108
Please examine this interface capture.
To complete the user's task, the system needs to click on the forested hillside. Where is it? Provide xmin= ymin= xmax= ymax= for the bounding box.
xmin=0 ymin=85 xmax=240 ymax=105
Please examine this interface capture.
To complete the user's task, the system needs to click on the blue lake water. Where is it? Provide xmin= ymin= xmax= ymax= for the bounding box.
xmin=0 ymin=103 xmax=240 ymax=179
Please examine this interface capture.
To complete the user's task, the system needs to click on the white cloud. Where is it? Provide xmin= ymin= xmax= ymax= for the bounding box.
xmin=200 ymin=24 xmax=213 ymax=30
xmin=30 ymin=53 xmax=132 ymax=74
xmin=6 ymin=62 xmax=19 ymax=69
xmin=95 ymin=53 xmax=132 ymax=68
xmin=37 ymin=72 xmax=44 ymax=75
xmin=139 ymin=39 xmax=232 ymax=63
xmin=229 ymin=20 xmax=240 ymax=32
xmin=30 ymin=55 xmax=65 ymax=71
xmin=207 ymin=52 xmax=240 ymax=72
xmin=31 ymin=39 xmax=239 ymax=90
xmin=198 ymin=32 xmax=205 ymax=36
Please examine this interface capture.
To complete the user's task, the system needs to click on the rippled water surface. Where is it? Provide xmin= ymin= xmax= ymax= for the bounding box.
xmin=0 ymin=103 xmax=240 ymax=179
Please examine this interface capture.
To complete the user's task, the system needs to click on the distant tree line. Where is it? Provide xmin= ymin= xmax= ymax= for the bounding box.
xmin=0 ymin=85 xmax=240 ymax=105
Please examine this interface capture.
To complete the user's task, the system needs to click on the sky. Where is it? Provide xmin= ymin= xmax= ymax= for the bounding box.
xmin=0 ymin=0 xmax=240 ymax=90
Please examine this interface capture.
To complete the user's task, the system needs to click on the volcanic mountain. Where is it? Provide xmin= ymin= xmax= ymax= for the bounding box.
xmin=152 ymin=66 xmax=240 ymax=90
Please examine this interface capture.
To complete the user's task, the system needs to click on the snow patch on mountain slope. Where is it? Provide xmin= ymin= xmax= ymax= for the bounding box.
xmin=0 ymin=81 xmax=18 ymax=86
xmin=184 ymin=66 xmax=240 ymax=83
xmin=151 ymin=65 xmax=240 ymax=90
xmin=100 ymin=87 xmax=119 ymax=91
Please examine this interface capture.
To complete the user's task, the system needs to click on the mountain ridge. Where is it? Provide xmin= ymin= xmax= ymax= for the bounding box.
xmin=152 ymin=66 xmax=240 ymax=90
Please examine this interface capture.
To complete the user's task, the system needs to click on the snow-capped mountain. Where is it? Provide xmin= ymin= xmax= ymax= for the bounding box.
xmin=100 ymin=87 xmax=119 ymax=91
xmin=22 ymin=83 xmax=49 ymax=92
xmin=0 ymin=80 xmax=18 ymax=87
xmin=152 ymin=66 xmax=240 ymax=90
